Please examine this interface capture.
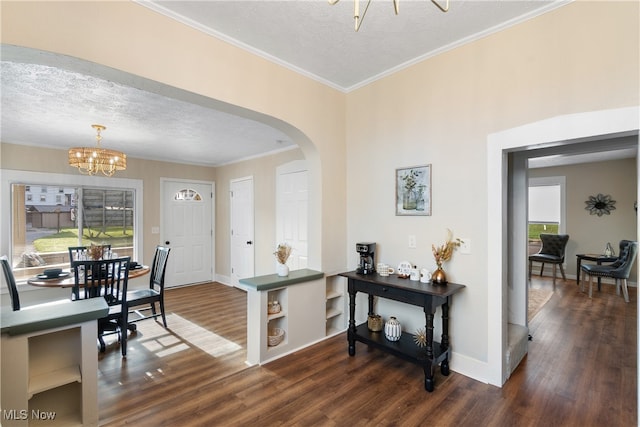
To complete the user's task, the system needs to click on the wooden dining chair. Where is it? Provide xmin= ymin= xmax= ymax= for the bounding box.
xmin=71 ymin=256 xmax=131 ymax=356
xmin=127 ymin=246 xmax=171 ymax=328
xmin=1 ymin=255 xmax=21 ymax=311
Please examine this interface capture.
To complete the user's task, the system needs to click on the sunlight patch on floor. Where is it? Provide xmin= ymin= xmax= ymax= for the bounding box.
xmin=137 ymin=313 xmax=242 ymax=358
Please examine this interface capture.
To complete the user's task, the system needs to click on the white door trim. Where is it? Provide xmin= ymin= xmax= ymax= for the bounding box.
xmin=487 ymin=106 xmax=639 ymax=387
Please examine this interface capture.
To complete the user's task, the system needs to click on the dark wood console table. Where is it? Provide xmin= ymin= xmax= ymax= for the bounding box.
xmin=339 ymin=271 xmax=465 ymax=392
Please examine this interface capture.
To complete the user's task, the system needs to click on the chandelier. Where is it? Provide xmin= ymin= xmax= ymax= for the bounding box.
xmin=68 ymin=124 xmax=127 ymax=177
xmin=329 ymin=0 xmax=449 ymax=32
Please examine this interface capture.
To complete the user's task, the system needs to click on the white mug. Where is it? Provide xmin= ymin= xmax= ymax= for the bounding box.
xmin=409 ymin=268 xmax=420 ymax=281
xmin=377 ymin=264 xmax=395 ymax=277
xmin=420 ymin=268 xmax=431 ymax=283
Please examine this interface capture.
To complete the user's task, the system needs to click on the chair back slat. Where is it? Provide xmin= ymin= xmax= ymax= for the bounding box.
xmin=1 ymin=255 xmax=20 ymax=311
xmin=71 ymin=257 xmax=130 ymax=304
xmin=68 ymin=245 xmax=113 ymax=267
xmin=150 ymin=246 xmax=171 ymax=292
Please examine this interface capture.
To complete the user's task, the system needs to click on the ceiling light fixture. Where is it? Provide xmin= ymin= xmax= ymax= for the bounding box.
xmin=329 ymin=0 xmax=449 ymax=32
xmin=68 ymin=124 xmax=127 ymax=177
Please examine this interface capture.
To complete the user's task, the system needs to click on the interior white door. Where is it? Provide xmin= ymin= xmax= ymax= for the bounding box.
xmin=277 ymin=162 xmax=308 ymax=269
xmin=162 ymin=180 xmax=213 ymax=287
xmin=230 ymin=177 xmax=254 ymax=286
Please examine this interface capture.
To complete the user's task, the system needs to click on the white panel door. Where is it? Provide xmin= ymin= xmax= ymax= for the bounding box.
xmin=162 ymin=180 xmax=213 ymax=287
xmin=277 ymin=162 xmax=308 ymax=270
xmin=230 ymin=177 xmax=254 ymax=286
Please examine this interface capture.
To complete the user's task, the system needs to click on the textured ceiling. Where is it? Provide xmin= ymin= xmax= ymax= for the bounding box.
xmin=4 ymin=0 xmax=632 ymax=168
xmin=1 ymin=48 xmax=295 ymax=167
xmin=144 ymin=0 xmax=565 ymax=91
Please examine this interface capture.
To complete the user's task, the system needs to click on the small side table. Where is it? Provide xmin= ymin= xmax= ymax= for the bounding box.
xmin=576 ymin=254 xmax=617 ymax=290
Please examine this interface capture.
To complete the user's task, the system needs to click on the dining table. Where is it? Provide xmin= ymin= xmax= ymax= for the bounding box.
xmin=26 ymin=265 xmax=150 ymax=288
xmin=27 ymin=265 xmax=150 ymax=332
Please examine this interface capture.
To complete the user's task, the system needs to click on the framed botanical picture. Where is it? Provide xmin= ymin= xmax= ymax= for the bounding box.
xmin=396 ymin=164 xmax=431 ymax=216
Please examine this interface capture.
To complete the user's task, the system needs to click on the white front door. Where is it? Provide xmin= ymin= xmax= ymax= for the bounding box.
xmin=162 ymin=180 xmax=214 ymax=287
xmin=277 ymin=161 xmax=308 ymax=270
xmin=230 ymin=177 xmax=254 ymax=286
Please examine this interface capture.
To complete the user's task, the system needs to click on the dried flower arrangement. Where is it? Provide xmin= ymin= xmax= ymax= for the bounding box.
xmin=273 ymin=243 xmax=292 ymax=264
xmin=88 ymin=244 xmax=104 ymax=260
xmin=432 ymin=229 xmax=461 ymax=269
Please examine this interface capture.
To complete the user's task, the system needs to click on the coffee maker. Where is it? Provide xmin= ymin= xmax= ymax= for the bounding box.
xmin=356 ymin=242 xmax=376 ymax=275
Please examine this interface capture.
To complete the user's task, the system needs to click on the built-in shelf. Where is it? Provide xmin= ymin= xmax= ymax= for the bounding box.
xmin=326 ymin=289 xmax=342 ymax=300
xmin=267 ymin=288 xmax=288 ymax=350
xmin=28 ymin=365 xmax=82 ymax=398
xmin=267 ymin=311 xmax=286 ymax=321
xmin=1 ymin=298 xmax=107 ymax=427
xmin=326 ymin=308 xmax=342 ymax=320
xmin=325 ymin=275 xmax=347 ymax=336
xmin=242 ymin=269 xmax=325 ymax=366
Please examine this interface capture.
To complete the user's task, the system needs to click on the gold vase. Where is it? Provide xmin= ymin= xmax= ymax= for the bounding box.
xmin=432 ymin=266 xmax=447 ymax=284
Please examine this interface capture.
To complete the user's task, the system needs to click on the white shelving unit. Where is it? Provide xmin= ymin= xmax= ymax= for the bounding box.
xmin=266 ymin=287 xmax=288 ymax=349
xmin=1 ymin=299 xmax=105 ymax=427
xmin=243 ymin=269 xmax=325 ymax=366
xmin=325 ymin=275 xmax=347 ymax=336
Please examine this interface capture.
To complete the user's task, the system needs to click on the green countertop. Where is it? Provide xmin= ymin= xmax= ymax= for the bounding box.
xmin=239 ymin=268 xmax=324 ymax=291
xmin=1 ymin=298 xmax=109 ymax=336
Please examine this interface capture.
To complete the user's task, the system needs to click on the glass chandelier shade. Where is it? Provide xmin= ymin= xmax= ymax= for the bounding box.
xmin=68 ymin=124 xmax=126 ymax=177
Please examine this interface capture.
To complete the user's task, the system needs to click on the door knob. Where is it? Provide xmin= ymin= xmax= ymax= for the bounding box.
xmin=165 ymin=241 xmax=170 ymax=245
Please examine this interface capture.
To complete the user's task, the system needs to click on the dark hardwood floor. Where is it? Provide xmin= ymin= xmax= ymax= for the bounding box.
xmin=98 ymin=278 xmax=637 ymax=426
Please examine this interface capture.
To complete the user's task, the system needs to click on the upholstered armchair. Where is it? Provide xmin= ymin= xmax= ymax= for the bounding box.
xmin=581 ymin=240 xmax=638 ymax=302
xmin=528 ymin=233 xmax=570 ymax=286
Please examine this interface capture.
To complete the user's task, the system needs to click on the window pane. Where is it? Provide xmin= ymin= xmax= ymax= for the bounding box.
xmin=174 ymin=188 xmax=202 ymax=201
xmin=528 ymin=184 xmax=561 ymax=240
xmin=79 ymin=189 xmax=134 ymax=253
xmin=10 ymin=183 xmax=135 ymax=281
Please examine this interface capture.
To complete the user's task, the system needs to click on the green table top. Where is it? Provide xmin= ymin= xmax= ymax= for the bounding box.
xmin=239 ymin=268 xmax=324 ymax=291
xmin=1 ymin=298 xmax=108 ymax=335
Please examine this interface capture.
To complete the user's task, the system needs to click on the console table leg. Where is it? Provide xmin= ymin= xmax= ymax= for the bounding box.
xmin=424 ymin=370 xmax=435 ymax=392
xmin=424 ymin=311 xmax=435 ymax=392
xmin=440 ymin=300 xmax=450 ymax=376
xmin=348 ymin=283 xmax=356 ymax=356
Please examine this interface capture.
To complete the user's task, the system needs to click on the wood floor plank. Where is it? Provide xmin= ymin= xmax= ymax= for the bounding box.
xmin=98 ymin=278 xmax=636 ymax=426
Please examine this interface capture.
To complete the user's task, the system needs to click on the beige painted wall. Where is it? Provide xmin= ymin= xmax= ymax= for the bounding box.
xmin=530 ymin=157 xmax=638 ymax=280
xmin=1 ymin=0 xmax=638 ymax=383
xmin=1 ymin=142 xmax=305 ymax=280
xmin=214 ymin=148 xmax=305 ymax=279
xmin=1 ymin=0 xmax=348 ymax=276
xmin=0 ymin=142 xmax=216 ymax=265
xmin=345 ymin=0 xmax=639 ymax=363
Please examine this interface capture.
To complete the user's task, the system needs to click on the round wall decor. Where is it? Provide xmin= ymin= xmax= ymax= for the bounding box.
xmin=584 ymin=193 xmax=616 ymax=216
